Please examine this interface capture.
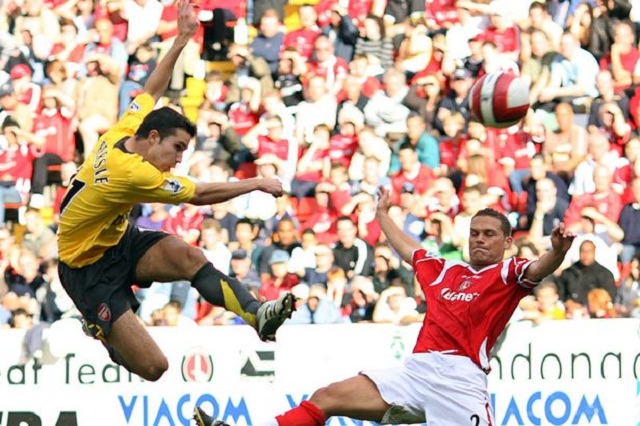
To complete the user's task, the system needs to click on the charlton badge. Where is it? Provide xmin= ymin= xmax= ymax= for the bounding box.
xmin=458 ymin=280 xmax=472 ymax=291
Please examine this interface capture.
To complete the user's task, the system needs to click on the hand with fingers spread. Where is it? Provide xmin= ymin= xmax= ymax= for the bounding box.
xmin=375 ymin=186 xmax=392 ymax=216
xmin=177 ymin=0 xmax=199 ymax=42
xmin=550 ymin=222 xmax=576 ymax=253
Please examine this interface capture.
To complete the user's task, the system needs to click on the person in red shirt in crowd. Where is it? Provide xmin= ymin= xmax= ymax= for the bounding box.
xmin=0 ymin=119 xmax=38 ymax=222
xmin=260 ymin=250 xmax=299 ymax=301
xmin=282 ymin=4 xmax=321 ymax=61
xmin=48 ymin=18 xmax=87 ymax=78
xmin=438 ymin=112 xmax=467 ymax=187
xmin=354 ymin=192 xmax=381 ymax=247
xmin=599 ymin=21 xmax=640 ymax=93
xmin=315 ymin=0 xmax=377 ymax=29
xmin=93 ymin=0 xmax=128 ymax=42
xmin=424 ymin=177 xmax=460 ymax=220
xmin=330 ymin=110 xmax=361 ymax=169
xmin=227 ymin=77 xmax=261 ymax=137
xmin=9 ymin=64 xmax=41 ymax=114
xmin=239 ymin=188 xmax=575 ymax=426
xmin=243 ymin=115 xmax=298 ymax=181
xmin=248 ymin=115 xmax=295 ymax=162
xmin=424 ymin=0 xmax=458 ymax=30
xmin=613 ymin=137 xmax=640 ymax=203
xmin=306 ymin=35 xmax=349 ymax=97
xmin=0 ymin=117 xmax=43 ymax=203
xmin=481 ymin=8 xmax=520 ymax=62
xmin=291 ymin=124 xmax=332 ymax=198
xmin=32 ymin=86 xmax=75 ymax=164
xmin=347 ymin=54 xmax=382 ymax=99
xmin=30 ymin=86 xmax=76 ymax=208
xmin=322 ymin=163 xmax=352 ymax=214
xmin=565 ymin=165 xmax=623 ymax=235
xmin=303 ymin=182 xmax=341 ymax=245
xmin=162 ymin=204 xmax=205 ymax=247
xmin=390 ymin=143 xmax=435 ymax=204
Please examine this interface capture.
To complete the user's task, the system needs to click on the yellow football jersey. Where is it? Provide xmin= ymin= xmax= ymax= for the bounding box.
xmin=57 ymin=94 xmax=196 ymax=268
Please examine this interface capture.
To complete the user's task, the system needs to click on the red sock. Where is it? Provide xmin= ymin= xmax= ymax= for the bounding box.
xmin=276 ymin=401 xmax=326 ymax=426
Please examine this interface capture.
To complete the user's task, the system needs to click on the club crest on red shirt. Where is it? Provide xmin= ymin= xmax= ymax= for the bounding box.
xmin=458 ymin=279 xmax=472 ymax=291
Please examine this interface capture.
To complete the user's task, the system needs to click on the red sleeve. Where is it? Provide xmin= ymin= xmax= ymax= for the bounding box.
xmin=511 ymin=257 xmax=538 ymax=290
xmin=412 ymin=248 xmax=446 ymax=292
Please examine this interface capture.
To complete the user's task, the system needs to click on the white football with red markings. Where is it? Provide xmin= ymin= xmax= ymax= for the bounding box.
xmin=469 ymin=71 xmax=530 ymax=129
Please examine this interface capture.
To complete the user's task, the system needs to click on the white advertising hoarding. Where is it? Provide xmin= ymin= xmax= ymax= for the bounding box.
xmin=0 ymin=320 xmax=638 ymax=425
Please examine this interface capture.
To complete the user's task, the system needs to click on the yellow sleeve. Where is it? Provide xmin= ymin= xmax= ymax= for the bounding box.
xmin=104 ymin=156 xmax=196 ymax=205
xmin=102 ymin=93 xmax=156 ymax=143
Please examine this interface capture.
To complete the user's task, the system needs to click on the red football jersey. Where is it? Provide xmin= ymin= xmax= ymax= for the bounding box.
xmin=412 ymin=249 xmax=536 ymax=372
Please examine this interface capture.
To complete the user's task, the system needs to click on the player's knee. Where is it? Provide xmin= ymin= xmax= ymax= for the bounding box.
xmin=140 ymin=355 xmax=169 ymax=382
xmin=184 ymin=245 xmax=208 ymax=269
xmin=309 ymin=385 xmax=338 ymax=411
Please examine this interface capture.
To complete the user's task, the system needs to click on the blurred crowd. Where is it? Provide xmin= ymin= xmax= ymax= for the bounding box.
xmin=1 ymin=0 xmax=640 ymax=333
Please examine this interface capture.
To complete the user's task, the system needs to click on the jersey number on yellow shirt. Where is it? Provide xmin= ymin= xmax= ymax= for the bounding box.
xmin=60 ymin=174 xmax=86 ymax=214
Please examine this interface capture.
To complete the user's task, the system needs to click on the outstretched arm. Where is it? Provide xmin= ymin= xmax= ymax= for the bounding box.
xmin=524 ymin=222 xmax=576 ymax=282
xmin=375 ymin=186 xmax=421 ymax=264
xmin=143 ymin=0 xmax=199 ymax=102
xmin=190 ymin=178 xmax=284 ymax=206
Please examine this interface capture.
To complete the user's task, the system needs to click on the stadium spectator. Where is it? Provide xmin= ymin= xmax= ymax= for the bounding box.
xmin=556 ymin=240 xmax=617 ymax=306
xmin=543 ymin=102 xmax=588 ymax=180
xmin=364 ymin=68 xmax=410 ymax=137
xmin=295 ymin=76 xmax=338 ymax=145
xmin=288 ymin=283 xmax=345 ymax=324
xmin=82 ymin=19 xmax=128 ymax=77
xmin=389 ymin=112 xmax=440 ymax=174
xmin=528 ymin=178 xmax=569 ymax=243
xmin=225 ymin=44 xmax=273 ymax=105
xmin=282 ymin=4 xmax=321 ymax=61
xmin=250 ymin=9 xmax=284 ymax=79
xmin=75 ymin=53 xmax=119 ymax=156
xmin=534 ymin=31 xmax=599 ymax=111
xmin=588 ymin=70 xmax=630 ymax=129
xmin=598 ymin=21 xmax=639 ymax=93
xmin=259 ymin=249 xmax=298 ymax=301
xmin=390 ymin=143 xmax=436 ymax=204
xmin=333 ymin=216 xmax=374 ymax=279
xmin=258 ymin=218 xmax=302 ymax=279
xmin=320 ymin=3 xmax=359 ymax=62
xmin=402 ymin=73 xmax=443 ymax=135
xmin=587 ymin=288 xmax=617 ymax=319
xmin=435 ymin=67 xmax=474 ymax=132
xmin=22 ymin=208 xmax=57 ymax=261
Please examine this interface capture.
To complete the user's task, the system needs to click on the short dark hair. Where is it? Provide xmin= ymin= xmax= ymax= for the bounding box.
xmin=398 ymin=141 xmax=416 ymax=152
xmin=336 ymin=215 xmax=356 ymax=227
xmin=135 ymin=107 xmax=197 ymax=140
xmin=472 ymin=208 xmax=512 ymax=236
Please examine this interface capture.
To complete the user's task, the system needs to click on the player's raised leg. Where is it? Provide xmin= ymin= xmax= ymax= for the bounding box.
xmin=135 ymin=235 xmax=294 ymax=340
xmin=193 ymin=375 xmax=391 ymax=426
xmin=104 ymin=311 xmax=168 ymax=381
xmin=275 ymin=375 xmax=391 ymax=425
